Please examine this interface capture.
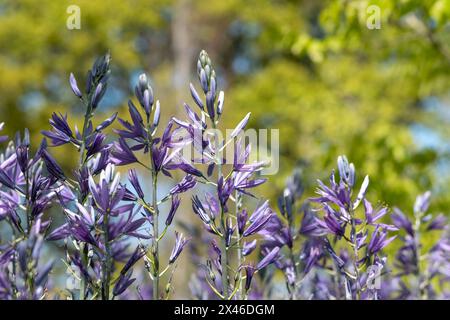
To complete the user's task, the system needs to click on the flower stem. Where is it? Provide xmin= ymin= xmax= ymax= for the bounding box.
xmin=287 ymin=246 xmax=298 ymax=300
xmin=219 ymin=215 xmax=229 ymax=299
xmin=235 ymin=191 xmax=243 ymax=299
xmin=152 ymin=172 xmax=160 ymax=300
xmin=101 ymin=212 xmax=111 ymax=300
xmin=351 ymin=219 xmax=360 ymax=300
xmin=212 ymin=121 xmax=229 ymax=299
xmin=413 ymin=211 xmax=426 ymax=299
xmin=78 ymin=105 xmax=91 ymax=300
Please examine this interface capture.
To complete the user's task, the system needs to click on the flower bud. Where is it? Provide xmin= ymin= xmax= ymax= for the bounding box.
xmin=135 ymin=73 xmax=154 ymax=117
xmin=152 ymin=100 xmax=161 ymax=129
xmin=197 ymin=50 xmax=216 ymax=94
xmin=206 ymin=91 xmax=215 ymax=120
xmin=69 ymin=73 xmax=82 ymax=98
xmin=190 ymin=83 xmax=204 ymax=110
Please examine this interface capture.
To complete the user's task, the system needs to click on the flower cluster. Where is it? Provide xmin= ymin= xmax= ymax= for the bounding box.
xmin=111 ymin=68 xmax=199 ymax=300
xmin=41 ymin=55 xmax=147 ymax=300
xmin=306 ymin=156 xmax=397 ymax=299
xmin=180 ymin=51 xmax=278 ymax=300
xmin=387 ymin=192 xmax=449 ymax=299
xmin=0 ymin=128 xmax=57 ymax=299
xmin=0 ymin=217 xmax=53 ymax=299
xmin=258 ymin=170 xmax=323 ymax=299
xmin=0 ymin=52 xmax=449 ymax=301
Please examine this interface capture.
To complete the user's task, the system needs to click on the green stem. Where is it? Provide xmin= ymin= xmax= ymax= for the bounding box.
xmin=235 ymin=191 xmax=243 ymax=299
xmin=212 ymin=121 xmax=229 ymax=299
xmin=78 ymin=105 xmax=91 ymax=300
xmin=219 ymin=218 xmax=229 ymax=299
xmin=25 ymin=170 xmax=31 ymax=235
xmin=350 ymin=211 xmax=360 ymax=300
xmin=286 ymin=202 xmax=298 ymax=300
xmin=287 ymin=246 xmax=298 ymax=300
xmin=102 ymin=212 xmax=111 ymax=300
xmin=152 ymin=173 xmax=160 ymax=300
xmin=413 ymin=211 xmax=426 ymax=299
xmin=23 ymin=162 xmax=35 ymax=298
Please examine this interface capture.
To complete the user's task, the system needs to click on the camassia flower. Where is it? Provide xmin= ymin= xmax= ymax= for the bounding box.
xmin=0 ymin=216 xmax=53 ymax=300
xmin=1 ymin=52 xmax=449 ymax=301
xmin=110 ymin=67 xmax=197 ymax=300
xmin=0 ymin=128 xmax=58 ymax=299
xmin=47 ymin=164 xmax=147 ymax=300
xmin=259 ymin=170 xmax=326 ymax=299
xmin=181 ymin=50 xmax=276 ymax=300
xmin=40 ymin=54 xmax=144 ymax=300
xmin=169 ymin=232 xmax=190 ymax=264
xmin=389 ymin=192 xmax=450 ymax=299
xmin=309 ymin=155 xmax=397 ymax=300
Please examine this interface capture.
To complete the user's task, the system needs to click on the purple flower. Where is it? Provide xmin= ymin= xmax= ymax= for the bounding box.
xmin=115 ymin=100 xmax=147 ymax=143
xmin=218 ymin=176 xmax=234 ymax=208
xmin=301 ymin=239 xmax=323 ymax=274
xmin=299 ymin=208 xmax=324 ymax=236
xmin=46 ymin=223 xmax=71 ymax=241
xmin=42 ymin=113 xmax=75 ymax=147
xmin=120 ymin=246 xmax=145 ymax=275
xmin=392 ymin=208 xmax=414 ymax=236
xmin=169 ymin=232 xmax=190 ymax=264
xmin=237 ymin=209 xmax=248 ymax=235
xmin=242 ymin=201 xmax=273 ymax=237
xmin=86 ymin=133 xmax=110 ymax=159
xmin=0 ymin=167 xmax=17 ymax=189
xmin=192 ymin=195 xmax=211 ymax=225
xmin=364 ymin=199 xmax=391 ymax=227
xmin=166 ymin=195 xmax=180 ymax=226
xmin=113 ymin=271 xmax=136 ymax=297
xmin=368 ymin=227 xmax=396 ymax=255
xmin=427 ymin=214 xmax=447 ymax=231
xmin=225 ymin=218 xmax=235 ymax=247
xmin=69 ymin=73 xmax=83 ymax=98
xmin=91 ymin=82 xmax=106 ymax=109
xmin=233 ymin=171 xmax=267 ymax=193
xmin=41 ymin=149 xmax=65 ymax=180
xmin=88 ymin=164 xmax=131 ymax=217
xmin=189 ymin=83 xmax=204 ymax=110
xmin=128 ymin=169 xmax=144 ymax=199
xmin=152 ymin=101 xmax=160 ymax=129
xmin=257 ymin=247 xmax=280 ymax=270
xmin=414 ymin=191 xmax=431 ymax=215
xmin=315 ymin=208 xmax=345 ymax=237
xmin=244 ymin=265 xmax=256 ymax=291
xmin=111 ymin=137 xmax=138 ymax=166
xmin=170 ymin=174 xmax=197 ymax=194
xmin=95 ymin=112 xmax=118 ymax=132
xmin=230 ymin=113 xmax=251 ymax=139
xmin=243 ymin=240 xmax=257 ymax=256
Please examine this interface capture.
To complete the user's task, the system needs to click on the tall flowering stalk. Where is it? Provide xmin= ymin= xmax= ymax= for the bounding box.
xmin=259 ymin=170 xmax=325 ymax=299
xmin=390 ymin=192 xmax=450 ymax=299
xmin=43 ymin=54 xmax=147 ymax=300
xmin=112 ymin=72 xmax=196 ymax=300
xmin=178 ymin=50 xmax=278 ymax=300
xmin=0 ymin=126 xmax=57 ymax=299
xmin=310 ymin=155 xmax=397 ymax=299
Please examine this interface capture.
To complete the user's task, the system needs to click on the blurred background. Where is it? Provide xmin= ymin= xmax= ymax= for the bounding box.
xmin=0 ymin=0 xmax=449 ymax=298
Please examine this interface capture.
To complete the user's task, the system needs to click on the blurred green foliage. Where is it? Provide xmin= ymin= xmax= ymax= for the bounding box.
xmin=0 ymin=0 xmax=449 ymax=218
